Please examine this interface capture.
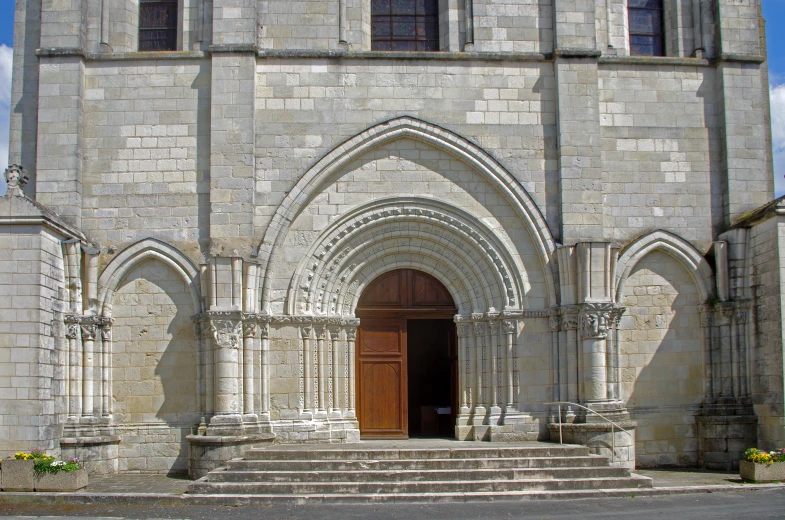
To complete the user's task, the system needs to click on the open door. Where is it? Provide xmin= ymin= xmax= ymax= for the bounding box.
xmin=357 ymin=318 xmax=408 ymax=438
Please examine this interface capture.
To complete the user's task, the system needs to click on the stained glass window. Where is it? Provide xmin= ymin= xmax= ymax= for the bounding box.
xmin=139 ymin=0 xmax=178 ymax=52
xmin=371 ymin=0 xmax=439 ymax=51
xmin=629 ymin=0 xmax=664 ymax=56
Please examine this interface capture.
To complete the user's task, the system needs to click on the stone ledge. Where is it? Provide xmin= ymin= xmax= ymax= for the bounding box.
xmin=554 ymin=48 xmax=602 ymax=58
xmin=257 ymin=49 xmax=548 ymax=62
xmin=186 ymin=433 xmax=275 ymax=446
xmin=598 ymin=55 xmax=711 ymax=67
xmin=59 ymin=435 xmax=121 ymax=448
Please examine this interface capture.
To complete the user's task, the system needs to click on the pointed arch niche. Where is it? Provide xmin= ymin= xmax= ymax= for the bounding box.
xmin=258 ymin=117 xmax=557 ymax=313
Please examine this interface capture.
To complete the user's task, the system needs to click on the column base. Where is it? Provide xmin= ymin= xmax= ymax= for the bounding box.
xmin=697 ymin=413 xmax=757 ymax=471
xmin=187 ymin=432 xmax=275 ymax=479
xmin=547 ymin=420 xmax=637 ymax=469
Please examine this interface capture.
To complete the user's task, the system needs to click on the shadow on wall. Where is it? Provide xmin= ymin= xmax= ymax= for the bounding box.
xmin=620 ymin=250 xmax=705 ymax=468
xmin=111 ymin=258 xmax=198 ymax=475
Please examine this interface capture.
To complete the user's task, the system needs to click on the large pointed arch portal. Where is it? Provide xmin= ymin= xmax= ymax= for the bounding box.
xmin=356 ymin=269 xmax=458 ymax=439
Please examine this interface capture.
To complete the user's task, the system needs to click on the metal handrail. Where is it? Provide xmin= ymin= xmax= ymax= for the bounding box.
xmin=544 ymin=401 xmax=632 ymax=464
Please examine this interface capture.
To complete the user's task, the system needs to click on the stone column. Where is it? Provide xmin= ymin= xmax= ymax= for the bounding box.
xmin=242 ymin=318 xmax=258 ymax=418
xmin=503 ymin=319 xmax=517 ymax=413
xmin=328 ymin=325 xmax=342 ymax=419
xmin=208 ymin=313 xmax=243 ymax=419
xmin=259 ymin=319 xmax=271 ymax=419
xmin=487 ymin=318 xmax=500 ymax=423
xmin=454 ymin=320 xmax=473 ymax=440
xmin=579 ymin=306 xmax=610 ymax=403
xmin=316 ymin=325 xmax=328 ymax=417
xmin=79 ymin=317 xmax=97 ymax=417
xmin=300 ymin=324 xmax=313 ymax=417
xmin=64 ymin=316 xmax=82 ymax=418
xmin=99 ymin=317 xmax=113 ymax=417
xmin=472 ymin=320 xmax=487 ymax=426
xmin=345 ymin=326 xmax=357 ymax=418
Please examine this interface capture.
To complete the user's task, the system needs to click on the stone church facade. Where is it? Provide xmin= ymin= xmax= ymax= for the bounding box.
xmin=2 ymin=0 xmax=782 ymax=477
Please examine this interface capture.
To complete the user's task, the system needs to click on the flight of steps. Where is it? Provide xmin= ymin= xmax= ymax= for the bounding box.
xmin=187 ymin=442 xmax=652 ymax=501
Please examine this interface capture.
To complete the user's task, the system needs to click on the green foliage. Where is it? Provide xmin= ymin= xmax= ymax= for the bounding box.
xmin=13 ymin=451 xmax=83 ymax=474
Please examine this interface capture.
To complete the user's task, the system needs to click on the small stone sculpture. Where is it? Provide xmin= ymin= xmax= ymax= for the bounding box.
xmin=4 ymin=164 xmax=28 ymax=197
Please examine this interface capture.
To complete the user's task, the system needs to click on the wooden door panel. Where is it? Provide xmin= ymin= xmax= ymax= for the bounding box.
xmin=360 ymin=324 xmax=403 ymax=354
xmin=360 ymin=361 xmax=402 ymax=431
xmin=357 ymin=318 xmax=407 ymax=438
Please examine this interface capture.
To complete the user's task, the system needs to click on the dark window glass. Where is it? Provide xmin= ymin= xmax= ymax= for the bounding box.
xmin=372 ymin=0 xmax=439 ymax=51
xmin=629 ymin=0 xmax=663 ymax=56
xmin=139 ymin=0 xmax=178 ymax=52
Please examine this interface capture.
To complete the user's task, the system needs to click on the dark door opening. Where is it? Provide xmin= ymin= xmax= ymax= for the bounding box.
xmin=407 ymin=319 xmax=457 ymax=438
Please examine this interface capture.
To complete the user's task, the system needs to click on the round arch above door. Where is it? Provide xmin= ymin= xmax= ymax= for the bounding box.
xmin=356 ymin=269 xmax=457 ymax=318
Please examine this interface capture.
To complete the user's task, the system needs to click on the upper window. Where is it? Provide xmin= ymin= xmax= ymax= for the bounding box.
xmin=371 ymin=0 xmax=439 ymax=51
xmin=628 ymin=0 xmax=664 ymax=56
xmin=139 ymin=0 xmax=178 ymax=52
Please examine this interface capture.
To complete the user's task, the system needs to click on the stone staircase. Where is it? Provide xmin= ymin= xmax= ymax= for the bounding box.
xmin=187 ymin=441 xmax=652 ymax=501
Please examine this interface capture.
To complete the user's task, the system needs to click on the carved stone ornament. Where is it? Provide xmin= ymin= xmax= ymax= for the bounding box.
xmin=209 ymin=319 xmax=242 ymax=349
xmin=328 ymin=326 xmax=341 ymax=340
xmin=300 ymin=325 xmax=313 ymax=339
xmin=4 ymin=164 xmax=29 ymax=197
xmin=456 ymin=323 xmax=472 ymax=338
xmin=581 ymin=312 xmax=609 ymax=339
xmin=99 ymin=317 xmax=114 ymax=341
xmin=561 ymin=315 xmax=579 ymax=331
xmin=243 ymin=320 xmax=259 ymax=338
xmin=80 ymin=321 xmax=98 ymax=341
xmin=503 ymin=320 xmax=517 ymax=334
xmin=65 ymin=322 xmax=80 ymax=340
xmin=260 ymin=322 xmax=270 ymax=339
xmin=549 ymin=315 xmax=561 ymax=332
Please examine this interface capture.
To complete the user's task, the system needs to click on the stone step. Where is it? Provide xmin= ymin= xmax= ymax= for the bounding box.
xmin=188 ymin=475 xmax=652 ymax=495
xmin=242 ymin=445 xmax=592 ymax=461
xmin=208 ymin=466 xmax=630 ymax=483
xmin=226 ymin=455 xmax=610 ymax=472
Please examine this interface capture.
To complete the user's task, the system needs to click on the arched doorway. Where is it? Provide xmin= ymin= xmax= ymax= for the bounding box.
xmin=356 ymin=269 xmax=458 ymax=439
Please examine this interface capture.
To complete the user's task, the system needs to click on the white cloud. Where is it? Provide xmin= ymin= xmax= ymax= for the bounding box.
xmin=773 ymin=83 xmax=785 ymax=198
xmin=0 ymin=44 xmax=11 ymax=182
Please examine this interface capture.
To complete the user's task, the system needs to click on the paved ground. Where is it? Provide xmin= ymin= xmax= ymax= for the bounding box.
xmin=0 ymin=488 xmax=784 ymax=519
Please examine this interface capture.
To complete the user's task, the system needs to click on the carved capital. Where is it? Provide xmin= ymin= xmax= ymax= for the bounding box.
xmin=473 ymin=321 xmax=487 ymax=335
xmin=580 ymin=312 xmax=609 ymax=339
xmin=260 ymin=322 xmax=270 ymax=339
xmin=80 ymin=322 xmax=98 ymax=341
xmin=99 ymin=317 xmax=114 ymax=341
xmin=315 ymin=325 xmax=327 ymax=340
xmin=65 ymin=321 xmax=80 ymax=340
xmin=243 ymin=320 xmax=259 ymax=338
xmin=209 ymin=318 xmax=242 ymax=349
xmin=456 ymin=323 xmax=472 ymax=338
xmin=561 ymin=315 xmax=579 ymax=331
xmin=549 ymin=315 xmax=561 ymax=332
xmin=503 ymin=320 xmax=517 ymax=334
xmin=300 ymin=325 xmax=313 ymax=339
xmin=328 ymin=326 xmax=341 ymax=340
xmin=345 ymin=328 xmax=357 ymax=341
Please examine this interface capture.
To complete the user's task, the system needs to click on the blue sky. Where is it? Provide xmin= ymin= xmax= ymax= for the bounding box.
xmin=0 ymin=2 xmax=783 ymax=196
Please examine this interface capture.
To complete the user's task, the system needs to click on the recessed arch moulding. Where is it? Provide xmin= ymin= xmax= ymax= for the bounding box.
xmin=257 ymin=118 xmax=561 ymax=441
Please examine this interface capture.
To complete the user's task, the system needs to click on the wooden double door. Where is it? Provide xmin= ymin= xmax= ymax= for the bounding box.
xmin=356 ymin=269 xmax=458 ymax=439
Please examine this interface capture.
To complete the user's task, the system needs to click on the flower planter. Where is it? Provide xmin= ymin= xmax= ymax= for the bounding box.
xmin=1 ymin=459 xmax=34 ymax=491
xmin=739 ymin=460 xmax=785 ymax=483
xmin=34 ymin=469 xmax=88 ymax=491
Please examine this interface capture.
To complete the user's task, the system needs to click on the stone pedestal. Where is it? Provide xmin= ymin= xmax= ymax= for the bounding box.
xmin=187 ymin=433 xmax=275 ymax=479
xmin=548 ymin=421 xmax=637 ymax=470
xmin=59 ymin=435 xmax=121 ymax=475
xmin=697 ymin=414 xmax=757 ymax=471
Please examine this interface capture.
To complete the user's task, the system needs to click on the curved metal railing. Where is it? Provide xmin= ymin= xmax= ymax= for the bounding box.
xmin=544 ymin=401 xmax=632 ymax=464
